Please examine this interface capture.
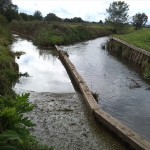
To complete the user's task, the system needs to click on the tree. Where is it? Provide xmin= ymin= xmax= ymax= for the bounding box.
xmin=20 ymin=13 xmax=29 ymax=21
xmin=0 ymin=0 xmax=12 ymax=15
xmin=4 ymin=4 xmax=19 ymax=22
xmin=99 ymin=20 xmax=103 ymax=24
xmin=71 ymin=17 xmax=83 ymax=23
xmin=106 ymin=1 xmax=129 ymax=33
xmin=64 ymin=18 xmax=71 ymax=22
xmin=0 ymin=0 xmax=19 ymax=22
xmin=133 ymin=13 xmax=148 ymax=30
xmin=44 ymin=13 xmax=61 ymax=21
xmin=28 ymin=15 xmax=36 ymax=21
xmin=34 ymin=10 xmax=43 ymax=21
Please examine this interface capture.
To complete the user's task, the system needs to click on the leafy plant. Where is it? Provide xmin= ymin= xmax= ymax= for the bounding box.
xmin=0 ymin=94 xmax=35 ymax=132
xmin=0 ymin=130 xmax=23 ymax=150
xmin=0 ymin=16 xmax=54 ymax=150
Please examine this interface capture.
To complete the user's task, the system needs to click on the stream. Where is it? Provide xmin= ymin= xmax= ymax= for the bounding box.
xmin=11 ymin=35 xmax=127 ymax=150
xmin=62 ymin=37 xmax=150 ymax=141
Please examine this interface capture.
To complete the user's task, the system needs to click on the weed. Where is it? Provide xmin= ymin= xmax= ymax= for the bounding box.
xmin=92 ymin=91 xmax=99 ymax=102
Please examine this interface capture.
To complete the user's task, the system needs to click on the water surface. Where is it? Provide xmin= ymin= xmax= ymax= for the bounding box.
xmin=11 ymin=36 xmax=74 ymax=93
xmin=62 ymin=37 xmax=150 ymax=141
xmin=11 ymin=36 xmax=127 ymax=150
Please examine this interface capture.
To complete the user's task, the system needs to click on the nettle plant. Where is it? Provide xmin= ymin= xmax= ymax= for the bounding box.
xmin=0 ymin=93 xmax=35 ymax=150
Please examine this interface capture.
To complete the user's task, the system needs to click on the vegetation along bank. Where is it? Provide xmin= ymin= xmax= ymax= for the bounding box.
xmin=0 ymin=14 xmax=53 ymax=150
xmin=11 ymin=21 xmax=111 ymax=48
xmin=107 ymin=28 xmax=150 ymax=79
xmin=105 ymin=1 xmax=150 ymax=79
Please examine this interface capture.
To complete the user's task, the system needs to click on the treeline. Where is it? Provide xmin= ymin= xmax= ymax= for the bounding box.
xmin=0 ymin=0 xmax=104 ymax=24
xmin=0 ymin=0 xmax=86 ymax=23
xmin=20 ymin=11 xmax=87 ymax=23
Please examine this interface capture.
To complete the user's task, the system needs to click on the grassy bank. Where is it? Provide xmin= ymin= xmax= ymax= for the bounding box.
xmin=11 ymin=21 xmax=111 ymax=47
xmin=114 ymin=28 xmax=150 ymax=52
xmin=108 ymin=28 xmax=150 ymax=79
xmin=0 ymin=22 xmax=18 ymax=96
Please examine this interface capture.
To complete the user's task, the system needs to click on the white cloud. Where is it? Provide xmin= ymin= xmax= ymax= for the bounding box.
xmin=12 ymin=0 xmax=150 ymax=23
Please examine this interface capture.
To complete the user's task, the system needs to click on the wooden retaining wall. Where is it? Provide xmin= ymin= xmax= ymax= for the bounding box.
xmin=56 ymin=46 xmax=150 ymax=150
xmin=109 ymin=37 xmax=150 ymax=70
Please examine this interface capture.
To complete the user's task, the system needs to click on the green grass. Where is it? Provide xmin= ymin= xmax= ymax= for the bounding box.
xmin=114 ymin=28 xmax=150 ymax=52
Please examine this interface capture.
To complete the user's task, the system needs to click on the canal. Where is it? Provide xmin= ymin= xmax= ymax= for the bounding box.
xmin=11 ymin=35 xmax=127 ymax=150
xmin=62 ymin=37 xmax=150 ymax=141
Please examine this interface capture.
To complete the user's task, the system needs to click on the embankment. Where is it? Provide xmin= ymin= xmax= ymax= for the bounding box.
xmin=57 ymin=48 xmax=150 ymax=150
xmin=11 ymin=21 xmax=111 ymax=47
xmin=107 ymin=37 xmax=150 ymax=79
xmin=0 ymin=21 xmax=19 ymax=96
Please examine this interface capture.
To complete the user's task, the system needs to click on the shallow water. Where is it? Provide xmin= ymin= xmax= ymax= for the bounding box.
xmin=28 ymin=92 xmax=126 ymax=150
xmin=62 ymin=37 xmax=150 ymax=141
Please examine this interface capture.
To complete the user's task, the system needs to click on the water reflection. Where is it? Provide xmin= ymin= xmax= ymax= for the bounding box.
xmin=11 ymin=37 xmax=74 ymax=93
xmin=62 ymin=37 xmax=150 ymax=141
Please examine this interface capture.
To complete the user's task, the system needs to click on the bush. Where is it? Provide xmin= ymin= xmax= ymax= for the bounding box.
xmin=0 ymin=19 xmax=53 ymax=150
xmin=0 ymin=94 xmax=54 ymax=150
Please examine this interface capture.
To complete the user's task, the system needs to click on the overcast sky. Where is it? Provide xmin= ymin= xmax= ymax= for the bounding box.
xmin=12 ymin=0 xmax=150 ymax=24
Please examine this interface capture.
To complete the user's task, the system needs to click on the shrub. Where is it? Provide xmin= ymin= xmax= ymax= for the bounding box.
xmin=0 ymin=19 xmax=53 ymax=150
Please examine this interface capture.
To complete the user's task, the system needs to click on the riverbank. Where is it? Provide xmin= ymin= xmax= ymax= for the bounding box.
xmin=107 ymin=32 xmax=150 ymax=79
xmin=0 ymin=19 xmax=18 ymax=96
xmin=0 ymin=16 xmax=53 ymax=149
xmin=10 ymin=21 xmax=111 ymax=48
